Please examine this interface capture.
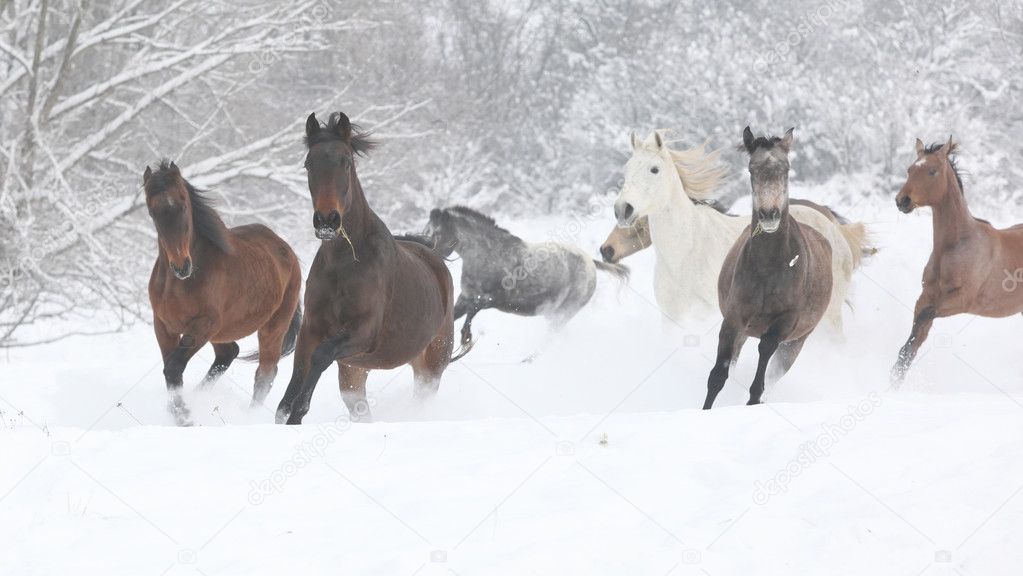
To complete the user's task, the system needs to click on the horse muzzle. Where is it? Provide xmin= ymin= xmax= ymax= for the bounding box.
xmin=613 ymin=200 xmax=637 ymax=228
xmin=756 ymin=208 xmax=781 ymax=234
xmin=313 ymin=210 xmax=342 ymax=240
xmin=600 ymin=243 xmax=618 ymax=263
xmin=896 ymin=195 xmax=915 ymax=214
xmin=169 ymin=257 xmax=193 ymax=280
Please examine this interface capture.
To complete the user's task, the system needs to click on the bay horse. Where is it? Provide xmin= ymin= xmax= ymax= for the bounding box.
xmin=890 ymin=137 xmax=1023 ymax=383
xmin=275 ymin=112 xmax=470 ymax=425
xmin=145 ymin=161 xmax=302 ymax=426
xmin=612 ymin=131 xmax=867 ymax=334
xmin=703 ymin=127 xmax=833 ymax=409
xmin=425 ymin=206 xmax=629 ymax=352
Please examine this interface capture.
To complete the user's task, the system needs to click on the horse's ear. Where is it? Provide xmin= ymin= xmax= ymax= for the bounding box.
xmin=143 ymin=166 xmax=152 ymax=188
xmin=779 ymin=127 xmax=794 ymax=153
xmin=169 ymin=161 xmax=180 ymax=176
xmin=742 ymin=126 xmax=755 ymax=153
xmin=915 ymin=138 xmax=925 ymax=156
xmin=653 ymin=131 xmax=664 ymax=149
xmin=429 ymin=208 xmax=442 ymax=221
xmin=940 ymin=134 xmax=955 ymax=156
xmin=306 ymin=113 xmax=320 ymax=139
xmin=333 ymin=112 xmax=352 ymax=141
xmin=629 ymin=131 xmax=640 ymax=150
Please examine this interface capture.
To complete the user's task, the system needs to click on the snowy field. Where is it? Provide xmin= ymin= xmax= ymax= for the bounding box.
xmin=3 ymin=192 xmax=1023 ymax=575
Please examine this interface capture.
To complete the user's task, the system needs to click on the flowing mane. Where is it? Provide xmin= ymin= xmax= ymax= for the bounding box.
xmin=304 ymin=112 xmax=377 ymax=156
xmin=644 ymin=131 xmax=729 ymax=202
xmin=922 ymin=141 xmax=965 ymax=196
xmin=148 ymin=160 xmax=233 ymax=253
xmin=445 ymin=206 xmax=517 ymax=236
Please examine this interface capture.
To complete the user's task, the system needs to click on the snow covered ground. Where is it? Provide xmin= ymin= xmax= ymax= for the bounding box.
xmin=3 ymin=191 xmax=1023 ymax=575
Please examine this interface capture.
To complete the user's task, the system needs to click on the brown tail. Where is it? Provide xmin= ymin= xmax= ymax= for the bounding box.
xmin=240 ymin=303 xmax=302 ymax=362
xmin=594 ymin=260 xmax=630 ymax=284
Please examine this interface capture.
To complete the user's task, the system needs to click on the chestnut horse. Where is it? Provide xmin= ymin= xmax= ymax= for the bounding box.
xmin=891 ymin=137 xmax=1023 ymax=383
xmin=145 ymin=161 xmax=302 ymax=426
xmin=275 ymin=112 xmax=470 ymax=425
xmin=704 ymin=128 xmax=833 ymax=409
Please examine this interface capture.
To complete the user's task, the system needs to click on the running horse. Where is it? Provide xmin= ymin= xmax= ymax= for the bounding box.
xmin=703 ymin=128 xmax=834 ymax=409
xmin=276 ymin=112 xmax=471 ymax=425
xmin=890 ymin=137 xmax=1023 ymax=383
xmin=145 ymin=161 xmax=302 ymax=426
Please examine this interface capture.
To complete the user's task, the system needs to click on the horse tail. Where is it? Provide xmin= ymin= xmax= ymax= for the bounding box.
xmin=837 ymin=222 xmax=876 ymax=269
xmin=281 ymin=303 xmax=302 ymax=357
xmin=593 ymin=260 xmax=630 ymax=284
xmin=239 ymin=303 xmax=302 ymax=362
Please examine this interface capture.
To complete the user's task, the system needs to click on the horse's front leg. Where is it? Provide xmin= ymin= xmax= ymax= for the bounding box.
xmin=704 ymin=321 xmax=744 ymax=410
xmin=748 ymin=332 xmax=781 ymax=405
xmin=891 ymin=289 xmax=944 ymax=385
xmin=156 ymin=317 xmax=214 ymax=426
xmin=283 ymin=323 xmax=376 ymax=425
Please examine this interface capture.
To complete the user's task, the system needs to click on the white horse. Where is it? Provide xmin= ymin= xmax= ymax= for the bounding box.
xmin=613 ymin=131 xmax=868 ymax=334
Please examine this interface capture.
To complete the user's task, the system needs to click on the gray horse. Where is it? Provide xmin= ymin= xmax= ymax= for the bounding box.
xmin=425 ymin=207 xmax=628 ymax=353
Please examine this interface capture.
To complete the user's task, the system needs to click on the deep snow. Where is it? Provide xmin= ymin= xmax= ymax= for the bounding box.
xmin=2 ymin=190 xmax=1023 ymax=575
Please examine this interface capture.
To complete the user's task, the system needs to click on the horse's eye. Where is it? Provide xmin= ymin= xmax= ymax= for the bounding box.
xmin=650 ymin=166 xmax=659 ymax=174
xmin=929 ymin=169 xmax=937 ymax=176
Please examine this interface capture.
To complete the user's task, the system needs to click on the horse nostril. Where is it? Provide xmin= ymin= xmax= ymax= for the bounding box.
xmin=181 ymin=258 xmax=192 ymax=276
xmin=601 ymin=245 xmax=615 ymax=262
xmin=327 ymin=210 xmax=341 ymax=230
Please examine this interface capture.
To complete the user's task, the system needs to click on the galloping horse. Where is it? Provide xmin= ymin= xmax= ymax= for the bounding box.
xmin=145 ymin=161 xmax=302 ymax=426
xmin=275 ymin=112 xmax=470 ymax=425
xmin=425 ymin=206 xmax=629 ymax=352
xmin=612 ymin=131 xmax=867 ymax=334
xmin=704 ymin=128 xmax=833 ymax=409
xmin=890 ymin=137 xmax=1023 ymax=383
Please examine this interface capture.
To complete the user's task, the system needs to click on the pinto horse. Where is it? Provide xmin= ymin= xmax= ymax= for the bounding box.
xmin=703 ymin=128 xmax=833 ymax=409
xmin=275 ymin=112 xmax=470 ymax=425
xmin=145 ymin=161 xmax=302 ymax=426
xmin=890 ymin=137 xmax=1023 ymax=383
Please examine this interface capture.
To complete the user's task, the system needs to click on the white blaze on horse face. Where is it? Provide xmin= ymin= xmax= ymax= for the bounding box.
xmin=615 ymin=146 xmax=674 ymax=226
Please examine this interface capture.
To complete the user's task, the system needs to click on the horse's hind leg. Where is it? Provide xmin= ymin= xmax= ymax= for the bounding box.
xmin=766 ymin=334 xmax=809 ymax=386
xmin=338 ymin=363 xmax=371 ymax=422
xmin=199 ymin=342 xmax=240 ymax=389
xmin=412 ymin=327 xmax=454 ymax=401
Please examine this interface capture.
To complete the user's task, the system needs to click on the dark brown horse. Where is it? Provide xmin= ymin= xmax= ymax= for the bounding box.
xmin=891 ymin=137 xmax=1023 ymax=383
xmin=145 ymin=161 xmax=302 ymax=426
xmin=703 ymin=127 xmax=833 ymax=409
xmin=275 ymin=112 xmax=470 ymax=425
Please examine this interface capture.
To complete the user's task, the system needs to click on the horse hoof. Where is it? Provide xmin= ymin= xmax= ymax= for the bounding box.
xmin=274 ymin=408 xmax=290 ymax=425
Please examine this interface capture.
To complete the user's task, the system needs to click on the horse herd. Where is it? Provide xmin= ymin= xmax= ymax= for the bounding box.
xmin=144 ymin=111 xmax=1023 ymax=426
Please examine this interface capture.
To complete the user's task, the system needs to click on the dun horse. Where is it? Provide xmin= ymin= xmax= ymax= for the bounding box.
xmin=890 ymin=137 xmax=1023 ymax=383
xmin=275 ymin=112 xmax=470 ymax=425
xmin=704 ymin=128 xmax=833 ymax=409
xmin=145 ymin=161 xmax=302 ymax=426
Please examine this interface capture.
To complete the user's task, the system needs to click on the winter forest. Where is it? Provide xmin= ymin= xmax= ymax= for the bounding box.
xmin=2 ymin=0 xmax=1021 ymax=346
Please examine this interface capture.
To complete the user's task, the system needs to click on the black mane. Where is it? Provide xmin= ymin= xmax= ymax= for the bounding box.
xmin=304 ymin=112 xmax=377 ymax=156
xmin=739 ymin=135 xmax=784 ymax=153
xmin=148 ymin=160 xmax=233 ymax=253
xmin=445 ymin=206 xmax=513 ymax=234
xmin=922 ymin=142 xmax=965 ymax=195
